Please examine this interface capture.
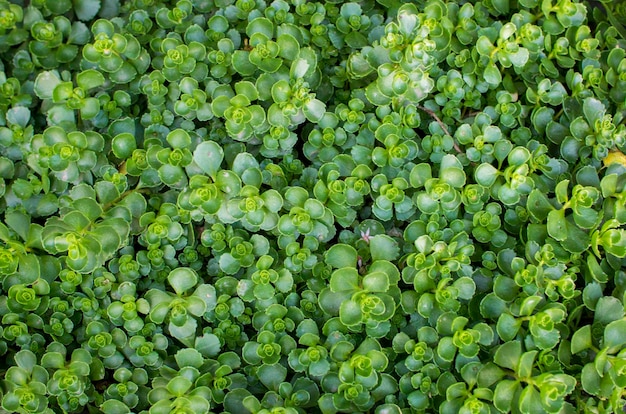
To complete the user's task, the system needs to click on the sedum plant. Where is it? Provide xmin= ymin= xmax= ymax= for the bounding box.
xmin=0 ymin=0 xmax=626 ymax=413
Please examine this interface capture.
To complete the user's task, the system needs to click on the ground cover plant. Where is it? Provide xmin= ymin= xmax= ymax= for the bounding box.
xmin=0 ymin=0 xmax=625 ymax=412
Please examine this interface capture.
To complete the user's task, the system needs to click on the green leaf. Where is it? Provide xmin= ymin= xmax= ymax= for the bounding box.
xmin=366 ymin=83 xmax=392 ymax=106
xmin=369 ymin=235 xmax=400 ymax=261
xmin=477 ymin=363 xmax=506 ymax=388
xmin=166 ymin=129 xmax=191 ymax=149
xmin=582 ymin=97 xmax=605 ymax=124
xmin=476 ymin=36 xmax=495 ymax=55
xmin=492 ymin=0 xmax=510 ymax=14
xmin=246 ymin=17 xmax=274 ymax=39
xmin=277 ymin=33 xmax=300 ymax=61
xmin=519 ymin=385 xmax=542 ymax=414
xmin=527 ymin=189 xmax=553 ymax=221
xmin=100 ymin=400 xmax=131 ymax=414
xmin=257 ymin=363 xmax=287 ymax=391
xmin=440 ymin=155 xmax=466 ymax=187
xmin=5 ymin=210 xmax=30 ymax=241
xmin=517 ymin=350 xmax=537 ymax=378
xmin=603 ymin=319 xmax=626 ymax=351
xmin=340 ymin=300 xmax=363 ymax=326
xmin=409 ymin=163 xmax=432 ymax=188
xmin=325 ymin=244 xmax=357 ymax=268
xmin=484 ymin=62 xmax=502 ymax=85
xmin=232 ymin=51 xmax=256 ymax=76
xmin=330 ymin=268 xmax=359 ymax=292
xmin=14 ymin=350 xmax=37 ymax=372
xmin=571 ymin=325 xmax=592 ymax=354
xmin=195 ymin=333 xmax=221 ymax=358
xmin=594 ymin=296 xmax=624 ymax=325
xmin=73 ymin=0 xmax=101 ymax=20
xmin=497 ymin=313 xmax=521 ymax=341
xmin=507 ymin=147 xmax=530 ymax=166
xmin=34 ymin=71 xmax=62 ymax=100
xmin=167 ymin=376 xmax=193 ymax=396
xmin=52 ymin=82 xmax=74 ymax=102
xmin=194 ymin=141 xmax=224 ymax=179
xmin=475 ymin=163 xmax=499 ymax=187
xmin=303 ymin=99 xmax=326 ymax=123
xmin=547 ymin=209 xmax=567 ymax=241
xmin=41 ymin=352 xmax=65 ymax=369
xmin=581 ymin=363 xmax=601 ymax=396
xmin=362 ymin=272 xmax=390 ymax=292
xmin=76 ymin=69 xmax=105 ymax=90
xmin=494 ymin=380 xmax=520 ymax=413
xmin=304 ymin=198 xmax=325 ymax=219
xmin=168 ymin=268 xmax=198 ymax=295
xmin=111 ymin=132 xmax=137 ymax=159
xmin=453 ymin=277 xmax=476 ymax=300
xmin=494 ymin=341 xmax=522 ymax=370
xmin=235 ymin=81 xmax=259 ymax=102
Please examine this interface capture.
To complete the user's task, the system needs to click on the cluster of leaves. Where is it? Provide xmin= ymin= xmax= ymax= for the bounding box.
xmin=0 ymin=0 xmax=626 ymax=413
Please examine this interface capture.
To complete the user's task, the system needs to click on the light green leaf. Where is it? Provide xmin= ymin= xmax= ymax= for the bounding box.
xmin=547 ymin=209 xmax=567 ymax=241
xmin=235 ymin=81 xmax=259 ymax=102
xmin=258 ymin=363 xmax=287 ymax=391
xmin=303 ymin=98 xmax=326 ymax=123
xmin=277 ymin=33 xmax=300 ymax=61
xmin=76 ymin=69 xmax=105 ymax=90
xmin=168 ymin=268 xmax=198 ymax=295
xmin=571 ymin=325 xmax=592 ymax=354
xmin=34 ymin=71 xmax=62 ymax=100
xmin=475 ymin=163 xmax=498 ymax=187
xmin=362 ymin=272 xmax=389 ymax=292
xmin=602 ymin=319 xmax=626 ymax=350
xmin=582 ymin=97 xmax=605 ymax=124
xmin=494 ymin=380 xmax=520 ymax=413
xmin=195 ymin=333 xmax=221 ymax=358
xmin=369 ymin=235 xmax=400 ymax=261
xmin=484 ymin=62 xmax=502 ymax=85
xmin=325 ymin=244 xmax=357 ymax=268
xmin=519 ymin=385 xmax=542 ymax=414
xmin=5 ymin=210 xmax=30 ymax=241
xmin=166 ymin=129 xmax=191 ymax=149
xmin=494 ymin=341 xmax=522 ymax=370
xmin=194 ymin=141 xmax=224 ymax=179
xmin=340 ymin=300 xmax=363 ymax=326
xmin=73 ymin=0 xmax=101 ymax=20
xmin=330 ymin=268 xmax=359 ymax=292
xmin=100 ymin=400 xmax=130 ymax=414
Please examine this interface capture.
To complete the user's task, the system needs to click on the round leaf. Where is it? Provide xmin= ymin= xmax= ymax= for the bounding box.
xmin=167 ymin=268 xmax=198 ymax=295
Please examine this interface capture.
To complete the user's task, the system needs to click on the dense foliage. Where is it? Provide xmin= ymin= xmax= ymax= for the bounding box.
xmin=0 ymin=0 xmax=626 ymax=412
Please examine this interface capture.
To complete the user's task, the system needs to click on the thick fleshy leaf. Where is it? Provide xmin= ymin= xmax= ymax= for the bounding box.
xmin=369 ymin=235 xmax=400 ymax=261
xmin=494 ymin=380 xmax=521 ymax=413
xmin=34 ymin=71 xmax=62 ymax=99
xmin=475 ymin=163 xmax=498 ymax=187
xmin=362 ymin=272 xmax=389 ymax=292
xmin=330 ymin=268 xmax=359 ymax=292
xmin=257 ymin=363 xmax=287 ymax=391
xmin=494 ymin=341 xmax=522 ymax=370
xmin=194 ymin=141 xmax=224 ymax=179
xmin=168 ymin=268 xmax=198 ymax=295
xmin=303 ymin=99 xmax=326 ymax=123
xmin=547 ymin=209 xmax=567 ymax=241
xmin=340 ymin=300 xmax=363 ymax=326
xmin=100 ymin=400 xmax=131 ymax=414
xmin=325 ymin=244 xmax=358 ymax=268
xmin=603 ymin=319 xmax=626 ymax=351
